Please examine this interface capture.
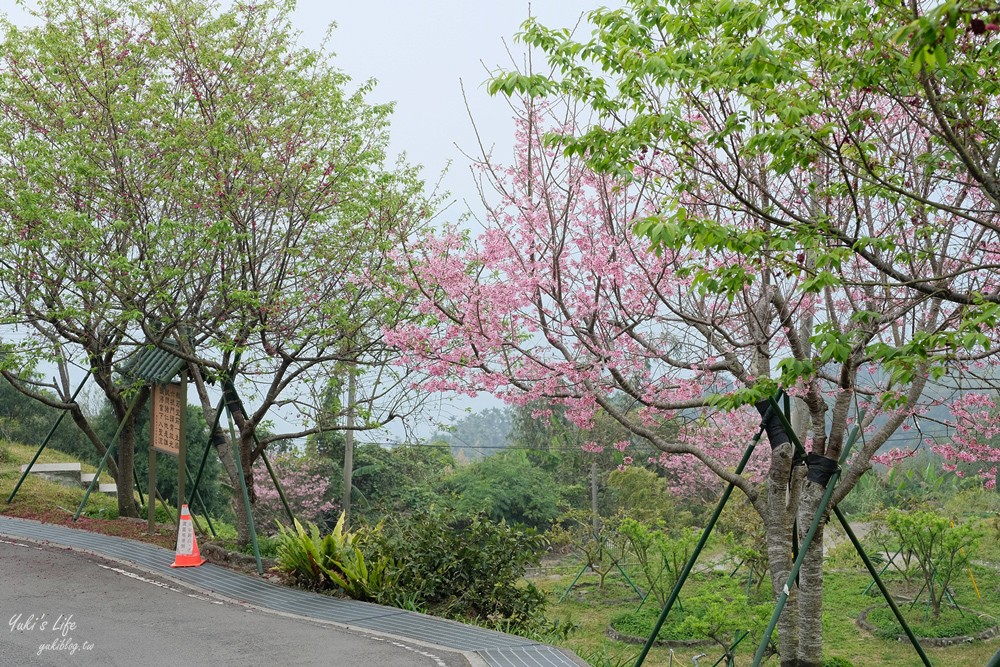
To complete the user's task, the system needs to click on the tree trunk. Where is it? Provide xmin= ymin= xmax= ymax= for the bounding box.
xmin=796 ymin=480 xmax=827 ymax=667
xmin=765 ymin=441 xmax=798 ymax=666
xmin=115 ymin=416 xmax=141 ymax=518
xmin=211 ymin=426 xmax=251 ymax=545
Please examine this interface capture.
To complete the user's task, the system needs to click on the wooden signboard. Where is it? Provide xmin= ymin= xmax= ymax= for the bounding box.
xmin=151 ymin=383 xmax=182 ymax=456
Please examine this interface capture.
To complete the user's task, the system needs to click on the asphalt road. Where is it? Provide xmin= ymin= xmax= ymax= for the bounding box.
xmin=0 ymin=539 xmax=470 ymax=667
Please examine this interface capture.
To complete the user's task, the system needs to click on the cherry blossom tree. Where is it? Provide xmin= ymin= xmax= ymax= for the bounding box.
xmin=391 ymin=1 xmax=1000 ymax=662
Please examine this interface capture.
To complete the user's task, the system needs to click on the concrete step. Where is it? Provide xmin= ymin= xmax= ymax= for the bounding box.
xmin=20 ymin=463 xmax=82 ymax=487
xmin=21 ymin=463 xmax=115 ymax=494
xmin=80 ymin=473 xmax=117 ymax=495
xmin=21 ymin=462 xmax=81 ymax=473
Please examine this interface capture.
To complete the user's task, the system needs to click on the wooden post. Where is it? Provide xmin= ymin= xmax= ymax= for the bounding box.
xmin=147 ymin=446 xmax=157 ymax=535
xmin=178 ymin=371 xmax=187 ymax=509
xmin=591 ymin=461 xmax=600 ymax=538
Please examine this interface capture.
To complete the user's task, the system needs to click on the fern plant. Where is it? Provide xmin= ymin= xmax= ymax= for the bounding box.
xmin=274 ymin=513 xmax=396 ymax=601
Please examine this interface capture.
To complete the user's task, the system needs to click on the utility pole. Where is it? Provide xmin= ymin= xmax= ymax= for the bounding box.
xmin=341 ymin=370 xmax=356 ymax=526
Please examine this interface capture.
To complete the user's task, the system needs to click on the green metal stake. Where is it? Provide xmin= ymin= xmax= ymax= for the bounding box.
xmin=636 ymin=566 xmax=667 ymax=612
xmin=750 ymin=420 xmax=863 ymax=666
xmin=184 ymin=463 xmax=217 ymax=538
xmin=7 ymin=370 xmax=92 ymax=504
xmin=189 ymin=395 xmax=227 ymax=505
xmin=616 ymin=561 xmax=644 ymax=600
xmin=909 ymin=581 xmax=929 ymax=611
xmin=558 ymin=560 xmax=592 ymax=603
xmin=133 ymin=463 xmax=145 ymax=506
xmin=833 ymin=506 xmax=932 ymax=666
xmin=633 ymin=400 xmax=775 ymax=667
xmin=74 ymin=393 xmax=142 ymax=521
xmin=260 ymin=449 xmax=295 ymax=525
xmin=711 ymin=630 xmax=748 ymax=667
xmin=987 ymin=646 xmax=1000 ymax=667
xmin=861 ymin=550 xmax=898 ymax=596
xmin=227 ymin=406 xmax=263 ymax=575
xmin=189 ymin=354 xmax=241 ymax=503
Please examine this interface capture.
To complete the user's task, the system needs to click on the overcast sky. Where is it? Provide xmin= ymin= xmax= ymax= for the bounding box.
xmin=0 ymin=0 xmax=605 ymax=437
xmin=321 ymin=1 xmax=596 ymax=196
xmin=304 ymin=1 xmax=602 ymax=432
xmin=3 ymin=1 xmax=599 ymax=201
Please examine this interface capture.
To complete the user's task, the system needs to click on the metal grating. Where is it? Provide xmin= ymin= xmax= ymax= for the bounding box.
xmin=0 ymin=516 xmax=588 ymax=667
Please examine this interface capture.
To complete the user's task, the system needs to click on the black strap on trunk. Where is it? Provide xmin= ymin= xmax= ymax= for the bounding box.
xmin=755 ymin=400 xmax=790 ymax=450
xmin=805 ymin=453 xmax=839 ymax=487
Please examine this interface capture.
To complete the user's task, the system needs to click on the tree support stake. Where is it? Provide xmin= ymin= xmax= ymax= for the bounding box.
xmin=632 ymin=393 xmax=779 ymax=667
xmin=73 ymin=392 xmax=142 ymax=521
xmin=7 ymin=370 xmax=91 ymax=504
xmin=226 ymin=404 xmax=262 ymax=575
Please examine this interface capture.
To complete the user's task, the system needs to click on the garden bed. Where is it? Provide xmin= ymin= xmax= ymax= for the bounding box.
xmin=856 ymin=604 xmax=999 ymax=647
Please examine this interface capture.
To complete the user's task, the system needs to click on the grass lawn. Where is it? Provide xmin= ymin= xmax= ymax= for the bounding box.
xmin=532 ymin=557 xmax=1000 ymax=666
xmin=0 ymin=440 xmax=177 ymax=548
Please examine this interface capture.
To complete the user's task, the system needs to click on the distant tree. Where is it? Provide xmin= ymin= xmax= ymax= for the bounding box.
xmin=349 ymin=443 xmax=454 ymax=520
xmin=0 ymin=0 xmax=427 ymax=535
xmin=435 ymin=407 xmax=513 ymax=462
xmin=441 ymin=450 xmax=561 ymax=530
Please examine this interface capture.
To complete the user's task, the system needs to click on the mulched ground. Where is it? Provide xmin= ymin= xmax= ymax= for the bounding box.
xmin=3 ymin=504 xmax=208 ymax=553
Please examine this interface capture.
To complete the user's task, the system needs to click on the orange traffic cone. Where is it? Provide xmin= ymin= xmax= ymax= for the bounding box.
xmin=171 ymin=504 xmax=205 ymax=568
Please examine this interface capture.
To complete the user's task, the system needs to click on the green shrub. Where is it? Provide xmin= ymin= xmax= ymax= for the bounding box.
xmin=611 ymin=607 xmax=698 ymax=641
xmin=142 ymin=502 xmax=174 ymax=525
xmin=824 ymin=539 xmax=864 ymax=570
xmin=0 ymin=441 xmax=12 ymax=464
xmin=364 ymin=508 xmax=547 ymax=634
xmin=884 ymin=509 xmax=982 ymax=618
xmin=618 ymin=517 xmax=698 ymax=607
xmin=83 ymin=504 xmax=119 ymax=520
xmin=274 ymin=513 xmax=396 ymax=601
xmin=718 ymin=498 xmax=768 ymax=591
xmin=234 ymin=534 xmax=281 ymax=559
xmin=866 ymin=606 xmax=993 ymax=640
xmin=611 ymin=577 xmax=770 ymax=644
xmin=440 ymin=450 xmax=561 ymax=529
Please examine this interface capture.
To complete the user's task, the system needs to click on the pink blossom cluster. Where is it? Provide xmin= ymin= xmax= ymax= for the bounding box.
xmin=386 ymin=83 xmax=1000 ymax=500
xmin=254 ymin=455 xmax=338 ymax=526
xmin=932 ymin=393 xmax=1000 ymax=489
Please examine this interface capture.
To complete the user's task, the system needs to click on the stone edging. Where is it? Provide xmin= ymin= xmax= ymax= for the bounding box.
xmin=202 ymin=541 xmax=278 ymax=572
xmin=856 ymin=604 xmax=1000 ymax=647
xmin=606 ymin=626 xmax=716 ymax=648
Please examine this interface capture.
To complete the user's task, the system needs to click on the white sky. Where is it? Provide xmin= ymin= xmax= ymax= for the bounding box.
xmin=2 ymin=0 xmax=599 ymax=204
xmin=0 ymin=0 xmax=606 ymax=438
